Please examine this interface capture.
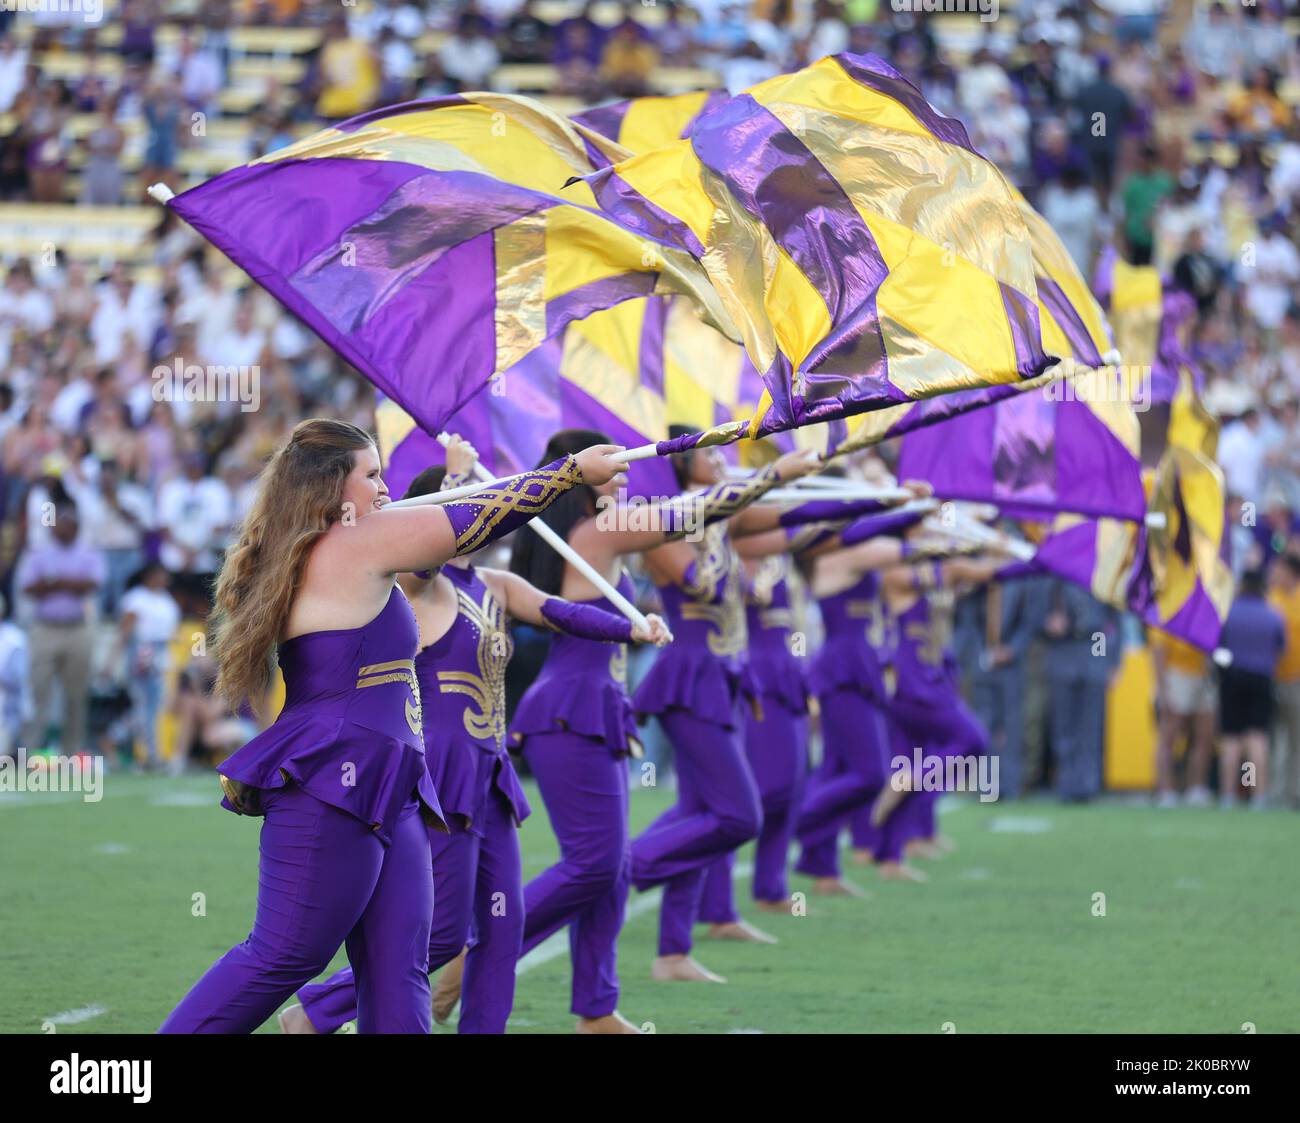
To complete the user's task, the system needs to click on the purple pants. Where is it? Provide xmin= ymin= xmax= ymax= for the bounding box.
xmin=297 ymin=787 xmax=522 ymax=1034
xmin=159 ymin=785 xmax=433 ymax=1034
xmin=794 ymin=689 xmax=890 ymax=879
xmin=520 ymin=730 xmax=630 ymax=1019
xmin=700 ymin=697 xmax=808 ymax=918
xmin=631 ymin=709 xmax=762 ymax=956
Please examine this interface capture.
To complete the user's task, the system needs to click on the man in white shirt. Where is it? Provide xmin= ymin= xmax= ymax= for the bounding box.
xmin=1218 ymin=409 xmax=1266 ymax=502
xmin=157 ymin=454 xmax=233 ymax=615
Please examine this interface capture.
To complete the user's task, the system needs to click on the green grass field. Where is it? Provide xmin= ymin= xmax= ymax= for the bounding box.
xmin=4 ymin=773 xmax=1297 ymax=1034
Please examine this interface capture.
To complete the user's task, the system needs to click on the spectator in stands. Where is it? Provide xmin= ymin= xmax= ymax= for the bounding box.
xmin=1269 ymin=551 xmax=1300 ymax=808
xmin=1184 ymin=3 xmax=1244 ymax=82
xmin=313 ymin=14 xmax=381 ymax=119
xmin=115 ymin=561 xmax=181 ymax=770
xmin=1042 ymin=580 xmax=1121 ymax=802
xmin=502 ymin=0 xmax=554 ymax=64
xmin=16 ymin=500 xmax=105 ymax=755
xmin=1073 ymin=53 xmax=1131 ymax=204
xmin=1172 ymin=227 xmax=1224 ymax=318
xmin=81 ymin=458 xmax=152 ymax=616
xmin=1217 ymin=567 xmax=1287 ymax=809
xmin=142 ymin=81 xmax=184 ymax=190
xmin=1040 ymin=164 xmax=1101 ymax=275
xmin=24 ymin=81 xmax=70 ymax=204
xmin=81 ymin=96 xmax=126 ymax=207
xmin=1242 ymin=214 xmax=1300 ymax=337
xmin=1151 ymin=629 xmax=1217 ymax=807
xmin=1121 ymin=143 xmax=1173 ymax=266
xmin=1226 ymin=67 xmax=1290 ymax=142
xmin=600 ymin=16 xmax=659 ymax=99
xmin=0 ymin=35 xmax=27 ymax=115
xmin=156 ymin=451 xmax=232 ymax=617
xmin=438 ymin=11 xmax=501 ymax=92
xmin=169 ymin=652 xmax=258 ymax=774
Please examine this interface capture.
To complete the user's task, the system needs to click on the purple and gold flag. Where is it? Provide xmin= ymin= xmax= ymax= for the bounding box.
xmin=161 ymin=93 xmax=733 ymax=440
xmin=582 ymin=53 xmax=1060 ymax=445
xmin=1003 ymin=445 xmax=1232 ymax=650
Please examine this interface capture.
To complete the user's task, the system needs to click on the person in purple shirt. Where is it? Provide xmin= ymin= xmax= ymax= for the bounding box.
xmin=1217 ymin=568 xmax=1288 ymax=809
xmin=16 ymin=501 xmax=106 ymax=755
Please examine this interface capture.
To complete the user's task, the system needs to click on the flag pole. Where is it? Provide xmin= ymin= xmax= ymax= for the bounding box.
xmin=435 ymin=434 xmax=651 ymax=633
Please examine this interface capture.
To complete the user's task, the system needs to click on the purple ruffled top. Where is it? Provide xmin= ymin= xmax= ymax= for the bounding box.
xmin=217 ymin=585 xmax=445 ymax=846
xmin=633 ymin=526 xmax=747 ymax=730
xmin=812 ymin=570 xmax=893 ymax=704
xmin=511 ymin=570 xmax=641 ymax=756
xmin=416 ymin=564 xmax=530 ymax=832
xmin=739 ymin=557 xmax=809 ymax=716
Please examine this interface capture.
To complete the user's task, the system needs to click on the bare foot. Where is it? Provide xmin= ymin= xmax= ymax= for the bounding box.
xmin=576 ymin=1011 xmax=643 ymax=1034
xmin=706 ymin=919 xmax=778 ymax=944
xmin=754 ymin=896 xmax=797 ymax=914
xmin=849 ymin=847 xmax=876 ymax=866
xmin=878 ymin=861 xmax=928 ymax=883
xmin=811 ymin=876 xmax=868 ymax=898
xmin=433 ymin=947 xmax=467 ymax=1024
xmin=277 ymin=1003 xmax=318 ymax=1034
xmin=905 ymin=839 xmax=946 ymax=861
xmin=651 ymin=954 xmax=727 ymax=983
xmin=933 ymin=834 xmax=957 ymax=854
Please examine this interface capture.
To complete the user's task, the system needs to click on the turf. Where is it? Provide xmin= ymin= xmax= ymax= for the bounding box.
xmin=3 ymin=773 xmax=1297 ymax=1034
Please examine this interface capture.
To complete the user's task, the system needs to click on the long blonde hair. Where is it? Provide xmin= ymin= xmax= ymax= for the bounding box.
xmin=211 ymin=418 xmax=376 ymax=713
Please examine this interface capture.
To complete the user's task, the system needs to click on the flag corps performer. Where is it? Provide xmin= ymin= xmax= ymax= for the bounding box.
xmin=158 ymin=419 xmax=630 ymax=1034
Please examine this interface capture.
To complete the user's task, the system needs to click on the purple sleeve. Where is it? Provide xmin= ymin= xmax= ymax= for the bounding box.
xmin=777 ymin=496 xmax=888 ymax=529
xmin=440 ymin=455 xmax=583 ymax=557
xmin=839 ymin=507 xmax=927 ymax=546
xmin=539 ymin=597 xmax=634 ymax=643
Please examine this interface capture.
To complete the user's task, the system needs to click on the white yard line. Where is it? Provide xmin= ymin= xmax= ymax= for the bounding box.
xmin=42 ymin=1004 xmax=108 ymax=1027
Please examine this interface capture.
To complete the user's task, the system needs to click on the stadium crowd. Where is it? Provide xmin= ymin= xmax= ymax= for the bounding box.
xmin=0 ymin=0 xmax=1298 ymax=810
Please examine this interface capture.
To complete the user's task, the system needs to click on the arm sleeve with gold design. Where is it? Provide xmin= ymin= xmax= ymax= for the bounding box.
xmin=654 ymin=463 xmax=783 ymax=542
xmin=440 ymin=456 xmax=583 ymax=557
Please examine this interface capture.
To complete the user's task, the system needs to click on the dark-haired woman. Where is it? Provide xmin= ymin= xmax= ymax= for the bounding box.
xmin=629 ymin=432 xmax=831 ymax=983
xmin=507 ymin=428 xmax=817 ymax=1029
xmin=282 ymin=439 xmax=669 ymax=1035
xmin=158 ymin=419 xmax=628 ymax=1034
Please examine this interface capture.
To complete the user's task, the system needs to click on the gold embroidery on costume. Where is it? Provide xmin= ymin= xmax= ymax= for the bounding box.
xmin=904 ymin=620 xmax=945 ymax=669
xmin=750 ymin=556 xmax=786 ymax=609
xmin=680 ymin=527 xmax=746 ymax=657
xmin=452 ymin=456 xmax=582 ymax=556
xmin=609 ymin=644 xmax=628 ymax=684
xmin=847 ymin=598 xmax=888 ymax=648
xmin=356 ymin=659 xmax=423 ymax=735
xmin=437 ymin=584 xmax=514 ymax=748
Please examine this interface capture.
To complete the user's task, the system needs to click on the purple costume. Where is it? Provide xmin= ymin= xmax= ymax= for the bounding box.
xmin=871 ymin=588 xmax=990 ymax=852
xmin=510 ymin=570 xmax=640 ymax=1019
xmin=159 ymin=586 xmax=445 ymax=1034
xmin=793 ymin=570 xmax=897 ymax=880
xmin=631 ymin=525 xmax=763 ymax=956
xmin=701 ymin=556 xmax=810 ymax=916
xmin=159 ymin=454 xmax=585 ymax=1034
xmin=298 ymin=564 xmax=531 ymax=1034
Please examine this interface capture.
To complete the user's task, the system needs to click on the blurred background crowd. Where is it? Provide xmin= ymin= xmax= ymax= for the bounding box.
xmin=0 ymin=0 xmax=1297 ymax=810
